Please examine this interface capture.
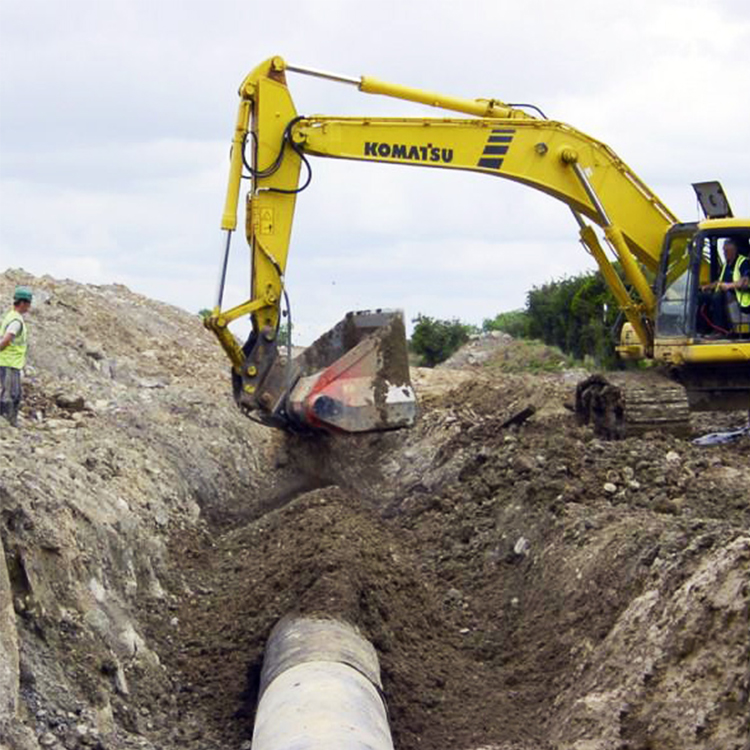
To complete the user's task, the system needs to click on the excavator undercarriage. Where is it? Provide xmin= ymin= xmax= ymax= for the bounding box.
xmin=575 ymin=372 xmax=691 ymax=439
xmin=576 ymin=363 xmax=750 ymax=439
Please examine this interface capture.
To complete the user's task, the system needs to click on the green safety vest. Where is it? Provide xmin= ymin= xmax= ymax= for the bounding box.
xmin=720 ymin=254 xmax=750 ymax=309
xmin=0 ymin=309 xmax=28 ymax=369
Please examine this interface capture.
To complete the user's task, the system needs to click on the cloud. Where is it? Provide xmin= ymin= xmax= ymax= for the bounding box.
xmin=285 ymin=234 xmax=597 ymax=340
xmin=1 ymin=0 xmax=749 ymax=346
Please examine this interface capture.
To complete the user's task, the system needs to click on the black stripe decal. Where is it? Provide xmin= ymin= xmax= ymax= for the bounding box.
xmin=478 ymin=157 xmax=504 ymax=169
xmin=491 ymin=128 xmax=516 ymax=133
xmin=488 ymin=135 xmax=513 ymax=143
xmin=482 ymin=145 xmax=509 ymax=156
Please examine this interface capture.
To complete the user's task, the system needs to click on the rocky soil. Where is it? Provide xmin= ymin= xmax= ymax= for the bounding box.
xmin=1 ymin=269 xmax=749 ymax=750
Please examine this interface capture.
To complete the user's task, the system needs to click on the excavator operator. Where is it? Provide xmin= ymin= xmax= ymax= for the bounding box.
xmin=697 ymin=239 xmax=750 ymax=336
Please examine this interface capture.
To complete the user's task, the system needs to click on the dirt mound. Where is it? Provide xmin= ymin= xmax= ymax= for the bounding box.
xmin=0 ymin=270 xmax=287 ymax=749
xmin=441 ymin=330 xmax=573 ymax=373
xmin=2 ymin=269 xmax=748 ymax=750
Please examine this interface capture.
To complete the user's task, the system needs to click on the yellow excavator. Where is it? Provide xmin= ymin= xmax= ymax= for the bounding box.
xmin=205 ymin=56 xmax=750 ymax=437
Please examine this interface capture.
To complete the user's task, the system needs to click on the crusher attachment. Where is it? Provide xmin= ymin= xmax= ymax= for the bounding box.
xmin=234 ymin=310 xmax=417 ymax=433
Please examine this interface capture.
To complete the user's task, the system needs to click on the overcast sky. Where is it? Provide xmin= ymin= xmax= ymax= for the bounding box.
xmin=2 ymin=0 xmax=750 ymax=344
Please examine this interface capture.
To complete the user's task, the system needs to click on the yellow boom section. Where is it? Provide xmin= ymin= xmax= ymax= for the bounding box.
xmin=207 ymin=57 xmax=301 ymax=369
xmin=296 ymin=116 xmax=676 ymax=270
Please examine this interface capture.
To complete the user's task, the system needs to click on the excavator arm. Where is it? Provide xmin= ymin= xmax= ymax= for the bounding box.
xmin=205 ymin=56 xmax=685 ymax=432
xmin=207 ymin=59 xmax=302 ymax=372
xmin=206 ymin=59 xmax=420 ymax=433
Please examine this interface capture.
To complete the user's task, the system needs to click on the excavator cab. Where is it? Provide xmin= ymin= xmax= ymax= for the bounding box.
xmin=655 ymin=221 xmax=750 ymax=340
xmin=654 ymin=222 xmax=699 ymax=339
xmin=650 ymin=219 xmax=750 ymax=413
xmin=693 ymin=228 xmax=750 ymax=337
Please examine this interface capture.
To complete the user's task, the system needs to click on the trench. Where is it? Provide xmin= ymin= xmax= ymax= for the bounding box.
xmin=131 ymin=404 xmax=750 ymax=750
xmin=134 ymin=423 xmax=568 ymax=750
xmin=4 ymin=275 xmax=749 ymax=750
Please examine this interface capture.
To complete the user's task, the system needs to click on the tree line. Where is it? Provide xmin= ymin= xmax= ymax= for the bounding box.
xmin=410 ymin=268 xmax=621 ymax=367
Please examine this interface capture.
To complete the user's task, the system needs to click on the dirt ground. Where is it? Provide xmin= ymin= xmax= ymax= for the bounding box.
xmin=1 ymin=270 xmax=749 ymax=750
xmin=151 ymin=373 xmax=750 ymax=750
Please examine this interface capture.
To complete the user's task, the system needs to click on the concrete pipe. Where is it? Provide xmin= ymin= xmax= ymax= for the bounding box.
xmin=251 ymin=616 xmax=394 ymax=750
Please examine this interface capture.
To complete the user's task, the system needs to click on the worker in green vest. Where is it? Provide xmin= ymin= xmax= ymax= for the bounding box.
xmin=0 ymin=286 xmax=33 ymax=427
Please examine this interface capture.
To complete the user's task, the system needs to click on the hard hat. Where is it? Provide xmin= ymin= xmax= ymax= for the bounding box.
xmin=13 ymin=286 xmax=32 ymax=303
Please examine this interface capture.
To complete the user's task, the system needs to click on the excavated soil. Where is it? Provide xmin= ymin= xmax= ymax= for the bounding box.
xmin=149 ymin=378 xmax=750 ymax=750
xmin=1 ymin=270 xmax=749 ymax=750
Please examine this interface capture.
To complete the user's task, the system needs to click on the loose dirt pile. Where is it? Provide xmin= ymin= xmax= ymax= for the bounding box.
xmin=441 ymin=330 xmax=573 ymax=373
xmin=1 ymin=270 xmax=748 ymax=750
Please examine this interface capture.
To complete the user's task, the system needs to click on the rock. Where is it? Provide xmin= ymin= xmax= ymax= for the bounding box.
xmin=85 ymin=345 xmax=106 ymax=361
xmin=45 ymin=418 xmax=73 ymax=430
xmin=0 ymin=534 xmax=20 ymax=719
xmin=54 ymin=393 xmax=86 ymax=412
xmin=38 ymin=732 xmax=57 ymax=747
xmin=444 ymin=588 xmax=463 ymax=605
xmin=113 ymin=664 xmax=129 ymax=696
xmin=513 ymin=537 xmax=530 ymax=556
xmin=466 ymin=351 xmax=490 ymax=366
xmin=514 ymin=455 xmax=535 ymax=474
xmin=665 ymin=450 xmax=681 ymax=463
xmin=653 ymin=498 xmax=680 ymax=515
xmin=135 ymin=376 xmax=170 ymax=389
xmin=603 ymin=482 xmax=617 ymax=495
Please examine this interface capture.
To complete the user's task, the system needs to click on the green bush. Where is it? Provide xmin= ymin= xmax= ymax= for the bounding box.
xmin=410 ymin=315 xmax=477 ymax=367
xmin=482 ymin=309 xmax=530 ymax=338
xmin=525 ymin=270 xmax=620 ymax=368
xmin=276 ymin=318 xmax=292 ymax=348
xmin=481 ymin=269 xmax=622 ymax=369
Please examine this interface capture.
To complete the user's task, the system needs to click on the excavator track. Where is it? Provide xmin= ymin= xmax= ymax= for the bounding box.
xmin=575 ymin=371 xmax=691 ymax=439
